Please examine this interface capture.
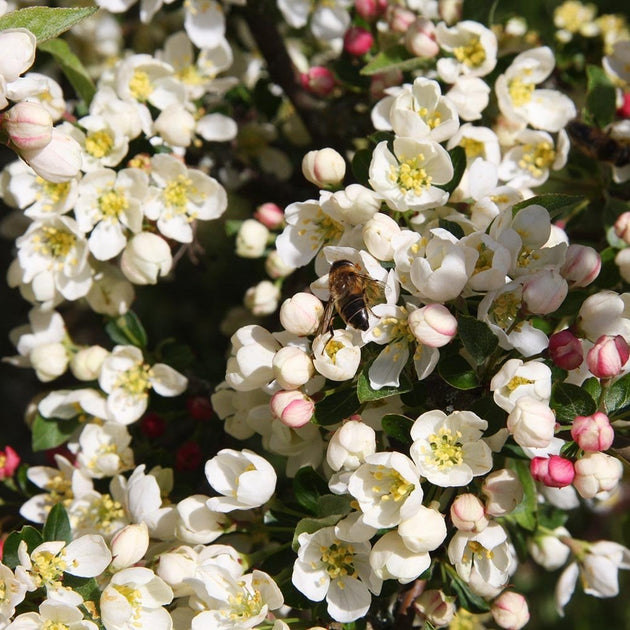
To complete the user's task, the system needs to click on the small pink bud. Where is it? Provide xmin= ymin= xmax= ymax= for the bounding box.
xmin=617 ymin=92 xmax=630 ymax=118
xmin=0 ymin=446 xmax=20 ymax=480
xmin=270 ymin=390 xmax=315 ymax=428
xmin=491 ymin=591 xmax=530 ymax=630
xmin=586 ymin=334 xmax=630 ymax=378
xmin=302 ymin=147 xmax=346 ymax=187
xmin=343 ymin=26 xmax=374 ymax=56
xmin=355 ymin=0 xmax=387 ymax=20
xmin=20 ymin=128 xmax=82 ymax=183
xmin=561 ymin=244 xmax=601 ymax=287
xmin=614 ymin=211 xmax=630 ymax=244
xmin=450 ymin=493 xmax=488 ymax=532
xmin=521 ymin=269 xmax=568 ymax=315
xmin=405 ymin=18 xmax=440 ymax=58
xmin=2 ymin=101 xmax=53 ymax=151
xmin=415 ymin=590 xmax=456 ymax=627
xmin=548 ymin=329 xmax=583 ymax=370
xmin=571 ymin=412 xmax=614 ymax=452
xmin=300 ymin=66 xmax=336 ymax=97
xmin=387 ymin=6 xmax=416 ymax=32
xmin=530 ymin=455 xmax=575 ymax=488
xmin=408 ymin=304 xmax=457 ymax=347
xmin=254 ymin=202 xmax=284 ymax=229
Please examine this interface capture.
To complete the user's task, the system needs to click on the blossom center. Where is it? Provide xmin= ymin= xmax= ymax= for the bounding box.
xmin=371 ymin=465 xmax=414 ymax=502
xmin=227 ymin=585 xmax=263 ymax=620
xmin=37 ymin=225 xmax=76 ymax=259
xmin=116 ymin=363 xmax=152 ymax=398
xmin=129 ymin=69 xmax=153 ymax=101
xmin=320 ymin=541 xmax=356 ymax=580
xmin=46 ymin=473 xmax=73 ymax=504
xmin=79 ymin=493 xmax=125 ymax=534
xmin=473 ymin=243 xmax=494 ymax=274
xmin=85 ymin=129 xmax=114 ymax=159
xmin=466 ymin=540 xmax=494 ymax=561
xmin=114 ymin=583 xmax=142 ymax=619
xmin=391 ymin=155 xmax=432 ymax=195
xmin=99 ymin=190 xmax=129 ymax=220
xmin=416 ymin=105 xmax=442 ymax=129
xmin=508 ymin=78 xmax=534 ymax=106
xmin=37 ymin=178 xmax=71 ymax=206
xmin=453 ymin=36 xmax=486 ymax=68
xmin=426 ymin=427 xmax=464 ymax=470
xmin=30 ymin=549 xmax=67 ymax=588
xmin=490 ymin=291 xmax=521 ymax=329
xmin=324 ymin=339 xmax=344 ymax=363
xmin=460 ymin=137 xmax=485 ymax=159
xmin=506 ymin=375 xmax=534 ymax=391
xmin=43 ymin=621 xmax=70 ymax=630
xmin=518 ymin=142 xmax=556 ymax=177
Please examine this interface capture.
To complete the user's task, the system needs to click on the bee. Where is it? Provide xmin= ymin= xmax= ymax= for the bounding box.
xmin=566 ymin=119 xmax=630 ymax=167
xmin=317 ymin=259 xmax=385 ymax=337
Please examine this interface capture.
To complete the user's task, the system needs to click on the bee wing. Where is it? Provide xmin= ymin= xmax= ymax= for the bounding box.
xmin=315 ymin=298 xmax=337 ymax=338
xmin=358 ymin=273 xmax=387 ymax=308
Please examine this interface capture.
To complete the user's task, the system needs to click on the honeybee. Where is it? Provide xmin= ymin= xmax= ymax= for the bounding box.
xmin=317 ymin=259 xmax=385 ymax=337
xmin=566 ymin=119 xmax=630 ymax=167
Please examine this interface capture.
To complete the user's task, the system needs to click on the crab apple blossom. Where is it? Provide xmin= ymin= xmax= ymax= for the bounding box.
xmin=369 ymin=531 xmax=433 ymax=584
xmin=482 ymin=468 xmax=524 ymax=517
xmin=530 ymin=455 xmax=575 ymax=488
xmin=235 ymin=218 xmax=269 ymax=258
xmin=0 ymin=28 xmax=36 ymax=86
xmin=548 ymin=329 xmax=584 ymax=370
xmin=312 ymin=329 xmax=363 ymax=381
xmin=571 ymin=412 xmax=615 ymax=452
xmin=572 ymin=451 xmax=624 ymax=499
xmin=0 ymin=446 xmax=20 ymax=480
xmin=490 ymin=358 xmax=552 ymax=413
xmin=450 ymin=493 xmax=489 ymax=532
xmin=586 ymin=334 xmax=630 ymax=378
xmin=491 ymin=591 xmax=530 ymax=630
xmin=2 ymin=100 xmax=52 ymax=151
xmin=528 ymin=526 xmax=571 ymax=571
xmin=270 ymin=389 xmax=315 ymax=428
xmin=120 ymin=232 xmax=172 ymax=285
xmin=414 ymin=590 xmax=456 ymax=628
xmin=302 ymin=147 xmax=346 ymax=187
xmin=279 ymin=292 xmax=324 ymax=336
xmin=507 ymin=396 xmax=556 ymax=449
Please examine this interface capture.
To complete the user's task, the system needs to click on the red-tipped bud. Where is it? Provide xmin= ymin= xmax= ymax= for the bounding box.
xmin=586 ymin=334 xmax=630 ymax=378
xmin=344 ymin=26 xmax=374 ymax=56
xmin=548 ymin=329 xmax=583 ymax=370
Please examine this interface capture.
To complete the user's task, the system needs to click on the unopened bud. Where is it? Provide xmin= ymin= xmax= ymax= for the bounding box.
xmin=615 ymin=211 xmax=630 ymax=244
xmin=482 ymin=468 xmax=524 ymax=517
xmin=450 ymin=493 xmax=488 ymax=532
xmin=343 ymin=26 xmax=374 ymax=56
xmin=414 ymin=590 xmax=455 ymax=627
xmin=587 ymin=334 xmax=630 ymax=378
xmin=110 ymin=522 xmax=149 ymax=569
xmin=491 ymin=591 xmax=530 ymax=630
xmin=573 ymin=451 xmax=623 ymax=498
xmin=2 ymin=101 xmax=53 ymax=151
xmin=270 ymin=389 xmax=315 ymax=428
xmin=153 ymin=103 xmax=195 ymax=147
xmin=300 ymin=67 xmax=336 ymax=97
xmin=70 ymin=345 xmax=109 ymax=381
xmin=20 ymin=128 xmax=82 ymax=183
xmin=272 ymin=346 xmax=314 ymax=389
xmin=561 ymin=243 xmax=601 ymax=287
xmin=265 ymin=250 xmax=296 ymax=279
xmin=387 ymin=6 xmax=416 ymax=33
xmin=548 ymin=329 xmax=583 ymax=370
xmin=244 ymin=280 xmax=280 ymax=316
xmin=254 ymin=203 xmax=284 ymax=230
xmin=279 ymin=292 xmax=324 ymax=336
xmin=120 ymin=232 xmax=172 ymax=285
xmin=302 ymin=148 xmax=346 ymax=187
xmin=30 ymin=342 xmax=69 ymax=382
xmin=571 ymin=411 xmax=614 ymax=452
xmin=507 ymin=396 xmax=556 ymax=448
xmin=408 ymin=304 xmax=457 ymax=348
xmin=521 ymin=269 xmax=568 ymax=315
xmin=236 ymin=219 xmax=269 ymax=258
xmin=405 ymin=18 xmax=440 ymax=58
xmin=530 ymin=455 xmax=575 ymax=488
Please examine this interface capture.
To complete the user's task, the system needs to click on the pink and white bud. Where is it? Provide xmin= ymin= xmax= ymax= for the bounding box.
xmin=302 ymin=148 xmax=346 ymax=187
xmin=270 ymin=389 xmax=314 ymax=428
xmin=450 ymin=493 xmax=488 ymax=532
xmin=110 ymin=522 xmax=149 ymax=570
xmin=482 ymin=468 xmax=524 ymax=517
xmin=2 ymin=101 xmax=53 ymax=151
xmin=614 ymin=211 xmax=630 ymax=244
xmin=561 ymin=244 xmax=601 ymax=287
xmin=121 ymin=232 xmax=172 ymax=285
xmin=414 ymin=590 xmax=456 ymax=627
xmin=521 ymin=269 xmax=568 ymax=315
xmin=408 ymin=304 xmax=457 ymax=348
xmin=387 ymin=6 xmax=416 ymax=33
xmin=615 ymin=247 xmax=630 ymax=284
xmin=530 ymin=455 xmax=575 ymax=488
xmin=507 ymin=396 xmax=556 ymax=448
xmin=300 ymin=67 xmax=336 ymax=97
xmin=254 ymin=202 xmax=284 ymax=230
xmin=70 ymin=345 xmax=109 ymax=381
xmin=571 ymin=412 xmax=615 ymax=452
xmin=272 ymin=345 xmax=314 ymax=389
xmin=355 ymin=0 xmax=387 ymax=20
xmin=343 ymin=26 xmax=374 ymax=56
xmin=362 ymin=212 xmax=401 ymax=261
xmin=548 ymin=329 xmax=583 ymax=370
xmin=618 ymin=93 xmax=630 ymax=118
xmin=30 ymin=342 xmax=69 ymax=382
xmin=20 ymin=127 xmax=82 ymax=183
xmin=405 ymin=18 xmax=440 ymax=58
xmin=587 ymin=334 xmax=630 ymax=378
xmin=280 ymin=292 xmax=324 ymax=336
xmin=265 ymin=250 xmax=296 ymax=279
xmin=236 ymin=219 xmax=270 ymax=258
xmin=327 ymin=419 xmax=376 ymax=471
xmin=573 ymin=451 xmax=623 ymax=498
xmin=244 ymin=280 xmax=280 ymax=316
xmin=491 ymin=591 xmax=530 ymax=630
xmin=0 ymin=28 xmax=36 ymax=83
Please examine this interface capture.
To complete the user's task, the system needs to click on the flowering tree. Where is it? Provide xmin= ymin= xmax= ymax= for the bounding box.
xmin=0 ymin=0 xmax=629 ymax=629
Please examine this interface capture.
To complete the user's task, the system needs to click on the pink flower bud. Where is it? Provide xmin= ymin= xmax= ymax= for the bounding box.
xmin=586 ymin=334 xmax=630 ymax=378
xmin=491 ymin=591 xmax=530 ymax=630
xmin=530 ymin=455 xmax=575 ymax=488
xmin=387 ymin=6 xmax=416 ymax=32
xmin=254 ymin=202 xmax=284 ymax=230
xmin=561 ymin=244 xmax=601 ymax=287
xmin=343 ymin=26 xmax=374 ymax=56
xmin=0 ymin=446 xmax=20 ymax=480
xmin=355 ymin=0 xmax=387 ymax=20
xmin=548 ymin=329 xmax=583 ymax=370
xmin=571 ymin=411 xmax=614 ymax=452
xmin=20 ymin=127 xmax=82 ymax=183
xmin=300 ymin=66 xmax=336 ymax=97
xmin=405 ymin=18 xmax=440 ymax=58
xmin=573 ymin=451 xmax=623 ymax=498
xmin=614 ymin=211 xmax=630 ymax=244
xmin=521 ymin=269 xmax=568 ymax=315
xmin=408 ymin=304 xmax=457 ymax=347
xmin=482 ymin=468 xmax=524 ymax=517
xmin=302 ymin=147 xmax=346 ymax=187
xmin=270 ymin=389 xmax=315 ymax=428
xmin=2 ymin=101 xmax=53 ymax=151
xmin=617 ymin=92 xmax=630 ymax=118
xmin=414 ymin=590 xmax=456 ymax=627
xmin=450 ymin=493 xmax=488 ymax=532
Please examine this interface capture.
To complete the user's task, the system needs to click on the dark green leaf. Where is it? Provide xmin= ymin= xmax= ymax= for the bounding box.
xmin=512 ymin=194 xmax=586 ymax=220
xmin=439 ymin=146 xmax=466 ymax=195
xmin=400 ymin=380 xmax=428 ymax=409
xmin=357 ymin=369 xmax=412 ymax=403
xmin=0 ymin=6 xmax=97 ymax=42
xmin=458 ymin=315 xmax=498 ymax=366
xmin=449 ymin=575 xmax=491 ymax=613
xmin=550 ymin=382 xmax=597 ymax=424
xmin=438 ymin=354 xmax=480 ymax=390
xmin=31 ymin=413 xmax=79 ymax=452
xmin=360 ymin=44 xmax=427 ymax=76
xmin=381 ymin=413 xmax=414 ymax=444
xmin=585 ymin=65 xmax=617 ymax=128
xmin=313 ymin=388 xmax=360 ymax=426
xmin=155 ymin=340 xmax=195 ymax=372
xmin=316 ymin=494 xmax=353 ymax=518
xmin=2 ymin=526 xmax=43 ymax=569
xmin=603 ymin=372 xmax=630 ymax=417
xmin=582 ymin=377 xmax=601 ymax=404
xmin=368 ymin=131 xmax=395 ymax=147
xmin=38 ymin=38 xmax=95 ymax=104
xmin=293 ymin=467 xmax=329 ymax=515
xmin=508 ymin=459 xmax=538 ymax=532
xmin=42 ymin=503 xmax=72 ymax=543
xmin=259 ymin=546 xmax=296 ymax=576
xmin=224 ymin=219 xmax=243 ymax=237
xmin=105 ymin=310 xmax=148 ymax=348
xmin=438 ymin=218 xmax=465 ymax=240
xmin=351 ymin=148 xmax=372 ymax=187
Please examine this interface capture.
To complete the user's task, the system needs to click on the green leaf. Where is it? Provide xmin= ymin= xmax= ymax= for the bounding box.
xmin=585 ymin=65 xmax=617 ymax=128
xmin=381 ymin=413 xmax=414 ymax=445
xmin=62 ymin=575 xmax=101 ymax=603
xmin=603 ymin=372 xmax=630 ymax=417
xmin=38 ymin=38 xmax=95 ymax=105
xmin=351 ymin=148 xmax=372 ymax=187
xmin=2 ymin=526 xmax=43 ymax=569
xmin=438 ymin=354 xmax=480 ymax=390
xmin=292 ymin=514 xmax=344 ymax=551
xmin=313 ymin=388 xmax=360 ymax=426
xmin=449 ymin=574 xmax=491 ymax=613
xmin=458 ymin=315 xmax=498 ymax=366
xmin=508 ymin=459 xmax=538 ymax=532
xmin=438 ymin=218 xmax=465 ymax=240
xmin=582 ymin=377 xmax=602 ymax=404
xmin=105 ymin=310 xmax=148 ymax=348
xmin=155 ymin=340 xmax=195 ymax=372
xmin=550 ymin=382 xmax=597 ymax=424
xmin=440 ymin=146 xmax=466 ymax=195
xmin=316 ymin=494 xmax=353 ymax=518
xmin=42 ymin=503 xmax=72 ymax=544
xmin=32 ymin=413 xmax=79 ymax=452
xmin=293 ymin=467 xmax=329 ymax=515
xmin=357 ymin=369 xmax=412 ymax=403
xmin=224 ymin=219 xmax=243 ymax=237
xmin=0 ymin=6 xmax=97 ymax=42
xmin=512 ymin=194 xmax=586 ymax=220
xmin=360 ymin=44 xmax=426 ymax=76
